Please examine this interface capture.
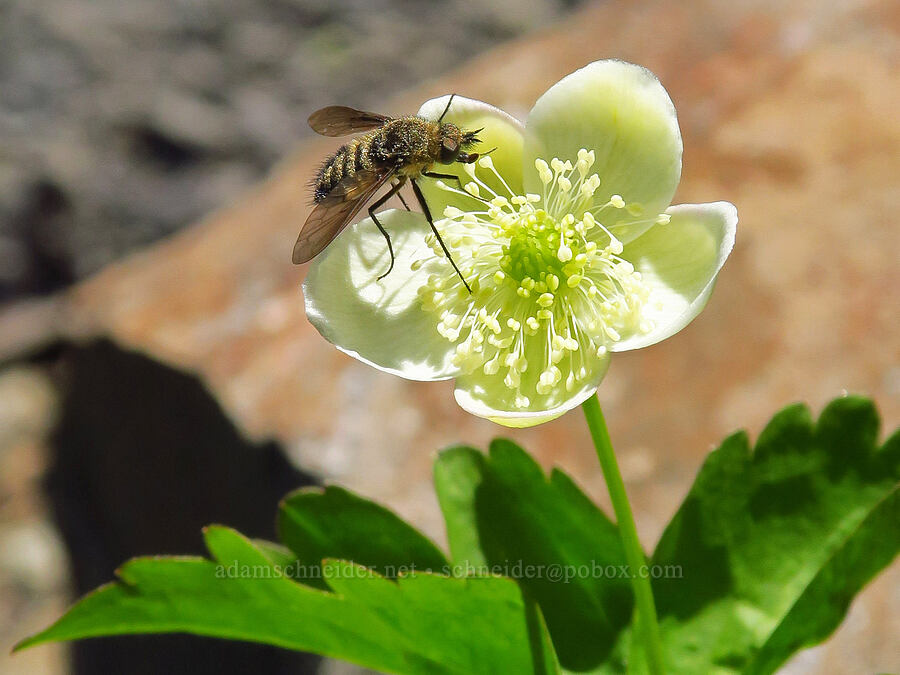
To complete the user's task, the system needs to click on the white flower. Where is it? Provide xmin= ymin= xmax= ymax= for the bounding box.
xmin=304 ymin=60 xmax=737 ymax=427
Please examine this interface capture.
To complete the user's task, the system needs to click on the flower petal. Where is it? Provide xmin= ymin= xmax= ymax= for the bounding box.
xmin=303 ymin=209 xmax=459 ymax=380
xmin=523 ymin=60 xmax=682 ymax=241
xmin=453 ymin=351 xmax=611 ymax=428
xmin=416 ymin=95 xmax=525 ymax=218
xmin=612 ymin=201 xmax=737 ymax=352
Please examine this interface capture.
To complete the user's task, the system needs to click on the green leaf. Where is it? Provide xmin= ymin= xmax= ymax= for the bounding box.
xmin=17 ymin=526 xmax=559 ymax=675
xmin=433 ymin=445 xmax=489 ymax=568
xmin=277 ymin=485 xmax=449 ymax=588
xmin=434 ymin=440 xmax=632 ymax=672
xmin=645 ymin=397 xmax=900 ymax=674
xmin=324 ymin=559 xmax=560 ymax=675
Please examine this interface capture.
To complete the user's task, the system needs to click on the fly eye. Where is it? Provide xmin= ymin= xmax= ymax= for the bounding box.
xmin=440 ymin=138 xmax=460 ymax=164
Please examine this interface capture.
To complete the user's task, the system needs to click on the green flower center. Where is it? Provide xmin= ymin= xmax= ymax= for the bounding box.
xmin=413 ymin=151 xmax=668 ymax=410
xmin=500 ymin=210 xmax=578 ymax=282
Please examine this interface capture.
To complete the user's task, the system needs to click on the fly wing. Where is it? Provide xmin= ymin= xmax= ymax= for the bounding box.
xmin=292 ymin=167 xmax=394 ymax=264
xmin=308 ymin=106 xmax=392 ymax=137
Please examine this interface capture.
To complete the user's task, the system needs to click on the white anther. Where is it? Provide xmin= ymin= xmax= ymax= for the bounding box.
xmin=607 ymin=237 xmax=624 ymax=255
xmin=477 ymin=155 xmax=494 ymax=170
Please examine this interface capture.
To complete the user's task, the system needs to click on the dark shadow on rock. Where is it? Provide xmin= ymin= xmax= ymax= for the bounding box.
xmin=43 ymin=338 xmax=321 ymax=675
xmin=1 ymin=179 xmax=76 ymax=302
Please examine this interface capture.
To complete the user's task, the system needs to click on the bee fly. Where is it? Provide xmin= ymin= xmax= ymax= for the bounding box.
xmin=292 ymin=95 xmax=483 ymax=292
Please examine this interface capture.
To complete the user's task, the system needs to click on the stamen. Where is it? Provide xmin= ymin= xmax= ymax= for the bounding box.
xmin=415 ymin=153 xmax=658 ymax=408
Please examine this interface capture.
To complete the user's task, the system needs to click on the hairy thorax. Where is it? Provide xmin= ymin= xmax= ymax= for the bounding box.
xmin=372 ymin=117 xmax=439 ymax=175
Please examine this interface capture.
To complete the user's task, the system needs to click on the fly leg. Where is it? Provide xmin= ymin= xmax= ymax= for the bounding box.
xmin=410 ymin=178 xmax=472 ymax=293
xmin=422 ymin=170 xmax=463 ymax=185
xmin=369 ymin=177 xmax=406 ymax=280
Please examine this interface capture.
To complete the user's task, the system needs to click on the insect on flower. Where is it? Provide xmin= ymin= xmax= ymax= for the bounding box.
xmin=293 ymin=97 xmax=484 ymax=291
xmin=302 ymin=61 xmax=737 ymax=427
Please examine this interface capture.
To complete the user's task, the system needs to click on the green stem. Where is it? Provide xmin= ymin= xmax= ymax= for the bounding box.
xmin=581 ymin=394 xmax=664 ymax=675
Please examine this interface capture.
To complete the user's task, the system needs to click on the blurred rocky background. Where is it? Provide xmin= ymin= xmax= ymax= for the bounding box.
xmin=1 ymin=0 xmax=898 ymax=674
xmin=2 ymin=0 xmax=588 ymax=672
xmin=0 ymin=0 xmax=581 ymax=299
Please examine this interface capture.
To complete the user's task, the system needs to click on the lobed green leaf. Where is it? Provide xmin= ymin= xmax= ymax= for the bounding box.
xmin=277 ymin=485 xmax=448 ymax=588
xmin=435 ymin=440 xmax=632 ymax=671
xmin=645 ymin=397 xmax=899 ymax=674
xmin=17 ymin=526 xmax=559 ymax=675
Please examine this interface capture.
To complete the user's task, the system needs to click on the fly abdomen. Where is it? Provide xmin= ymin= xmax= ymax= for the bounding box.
xmin=314 ymin=146 xmax=348 ymax=202
xmin=314 ymin=136 xmax=380 ymax=203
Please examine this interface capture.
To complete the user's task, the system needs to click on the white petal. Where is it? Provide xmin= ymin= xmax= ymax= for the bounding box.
xmin=612 ymin=202 xmax=737 ymax=352
xmin=523 ymin=60 xmax=682 ymax=239
xmin=453 ymin=352 xmax=611 ymax=428
xmin=416 ymin=95 xmax=525 ymax=217
xmin=303 ymin=209 xmax=458 ymax=381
